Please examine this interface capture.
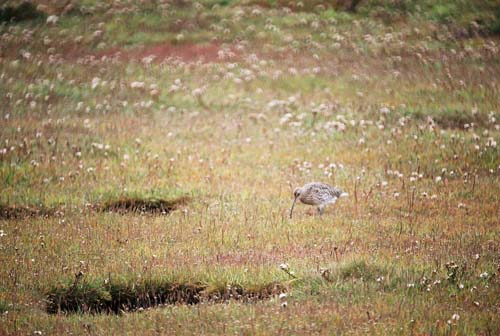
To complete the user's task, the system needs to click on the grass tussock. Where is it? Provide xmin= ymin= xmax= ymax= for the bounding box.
xmin=98 ymin=196 xmax=189 ymax=215
xmin=46 ymin=277 xmax=284 ymax=314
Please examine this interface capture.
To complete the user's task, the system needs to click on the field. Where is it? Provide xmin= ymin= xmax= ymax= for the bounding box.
xmin=1 ymin=0 xmax=500 ymax=334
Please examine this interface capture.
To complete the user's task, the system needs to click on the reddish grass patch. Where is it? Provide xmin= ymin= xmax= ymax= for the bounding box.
xmin=77 ymin=42 xmax=239 ymax=64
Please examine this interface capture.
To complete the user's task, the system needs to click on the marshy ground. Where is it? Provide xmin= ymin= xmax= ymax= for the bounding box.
xmin=1 ymin=0 xmax=499 ymax=334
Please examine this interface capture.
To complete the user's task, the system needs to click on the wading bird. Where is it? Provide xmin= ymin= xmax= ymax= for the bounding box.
xmin=289 ymin=182 xmax=348 ymax=218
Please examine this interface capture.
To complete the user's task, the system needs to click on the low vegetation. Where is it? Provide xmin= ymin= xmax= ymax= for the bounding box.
xmin=0 ymin=0 xmax=499 ymax=334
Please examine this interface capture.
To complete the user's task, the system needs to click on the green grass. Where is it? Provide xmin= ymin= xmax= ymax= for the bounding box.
xmin=0 ymin=0 xmax=499 ymax=334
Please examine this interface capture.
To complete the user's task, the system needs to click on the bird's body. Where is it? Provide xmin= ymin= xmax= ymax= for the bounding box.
xmin=289 ymin=182 xmax=348 ymax=218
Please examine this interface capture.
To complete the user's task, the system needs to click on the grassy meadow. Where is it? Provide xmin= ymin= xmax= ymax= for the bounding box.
xmin=1 ymin=0 xmax=500 ymax=334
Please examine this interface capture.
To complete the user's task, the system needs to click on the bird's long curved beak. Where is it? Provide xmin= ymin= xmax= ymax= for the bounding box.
xmin=289 ymin=196 xmax=298 ymax=219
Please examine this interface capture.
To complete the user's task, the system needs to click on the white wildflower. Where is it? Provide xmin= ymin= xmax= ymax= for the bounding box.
xmin=91 ymin=77 xmax=100 ymax=90
xmin=46 ymin=15 xmax=58 ymax=25
xmin=279 ymin=263 xmax=289 ymax=271
xmin=379 ymin=106 xmax=390 ymax=115
xmin=280 ymin=113 xmax=293 ymax=125
xmin=130 ymin=81 xmax=146 ymax=89
xmin=191 ymin=87 xmax=205 ymax=97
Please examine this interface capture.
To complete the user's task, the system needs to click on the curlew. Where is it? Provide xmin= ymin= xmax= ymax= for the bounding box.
xmin=289 ymin=182 xmax=348 ymax=218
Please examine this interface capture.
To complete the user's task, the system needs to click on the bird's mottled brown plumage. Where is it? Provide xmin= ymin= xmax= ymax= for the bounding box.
xmin=289 ymin=182 xmax=348 ymax=218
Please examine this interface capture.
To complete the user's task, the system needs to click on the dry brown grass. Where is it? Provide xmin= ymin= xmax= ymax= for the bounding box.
xmin=0 ymin=0 xmax=499 ymax=334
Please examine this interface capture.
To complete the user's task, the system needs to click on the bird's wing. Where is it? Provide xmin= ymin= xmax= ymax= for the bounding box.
xmin=314 ymin=184 xmax=336 ymax=203
xmin=327 ymin=186 xmax=343 ymax=198
xmin=300 ymin=183 xmax=344 ymax=205
xmin=311 ymin=183 xmax=341 ymax=197
xmin=316 ymin=184 xmax=343 ymax=204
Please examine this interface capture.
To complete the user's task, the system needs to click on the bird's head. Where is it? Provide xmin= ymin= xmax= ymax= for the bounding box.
xmin=293 ymin=187 xmax=302 ymax=199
